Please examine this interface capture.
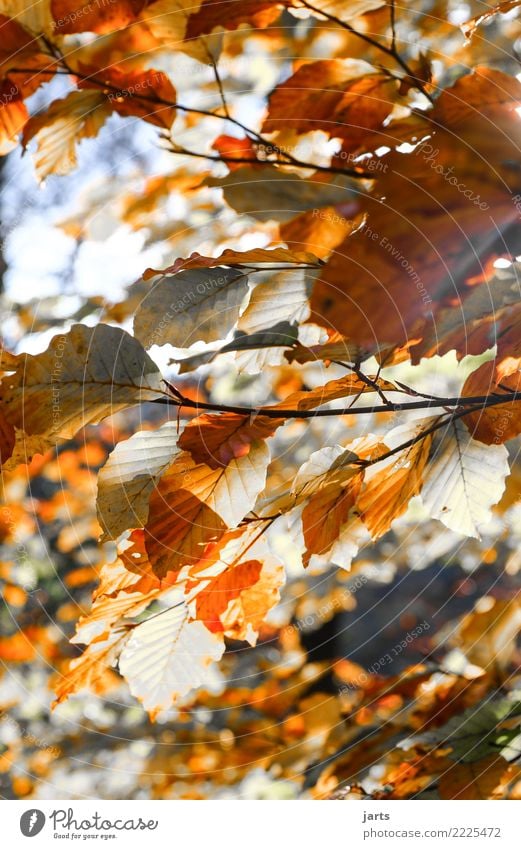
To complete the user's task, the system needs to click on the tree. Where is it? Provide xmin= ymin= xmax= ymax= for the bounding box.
xmin=1 ymin=0 xmax=521 ymax=800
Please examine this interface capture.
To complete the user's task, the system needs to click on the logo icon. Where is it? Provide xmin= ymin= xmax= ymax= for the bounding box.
xmin=20 ymin=810 xmax=46 ymax=837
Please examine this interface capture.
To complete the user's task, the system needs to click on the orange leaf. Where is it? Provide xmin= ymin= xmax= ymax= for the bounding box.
xmin=179 ymin=412 xmax=282 ymax=468
xmin=0 ymin=14 xmax=53 ymax=97
xmin=0 ymin=406 xmax=15 ymax=465
xmin=145 ymin=444 xmax=269 ymax=577
xmin=302 ymin=473 xmax=363 ymax=565
xmin=358 ymin=430 xmax=432 ymax=538
xmin=212 ymin=134 xmax=259 ymax=169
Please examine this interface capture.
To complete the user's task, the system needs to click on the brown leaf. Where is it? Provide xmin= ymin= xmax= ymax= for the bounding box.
xmin=143 ymin=246 xmax=319 ymax=278
xmin=310 ymin=70 xmax=520 ymax=350
xmin=186 ymin=0 xmax=286 ymax=38
xmin=440 ymin=755 xmax=509 ymax=800
xmin=195 ymin=559 xmax=263 ymax=631
xmin=0 ymin=14 xmax=54 ymax=97
xmin=211 ymin=134 xmax=259 ymax=169
xmin=78 ymin=64 xmax=176 ymax=129
xmin=358 ymin=429 xmax=432 ymax=538
xmin=144 ymin=444 xmax=270 ymax=577
xmin=0 ymin=81 xmax=28 ymax=154
xmin=0 ymin=324 xmax=162 ymax=439
xmin=263 ymin=61 xmax=398 ymax=154
xmin=302 ymin=473 xmax=363 ymax=565
xmin=0 ymin=408 xmax=15 ymax=465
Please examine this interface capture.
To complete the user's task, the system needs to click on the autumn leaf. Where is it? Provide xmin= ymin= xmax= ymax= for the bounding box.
xmin=53 ymin=632 xmax=129 ymax=705
xmin=311 ymin=70 xmax=520 ymax=349
xmin=195 ymin=559 xmax=262 ymax=631
xmin=78 ymin=64 xmax=177 ymax=128
xmin=51 ymin=0 xmax=148 ymax=34
xmin=358 ymin=422 xmax=433 ymax=539
xmin=0 ymin=407 xmax=15 ymax=464
xmin=211 ymin=133 xmax=259 ymax=170
xmin=139 ymin=0 xmax=209 ymax=64
xmin=207 ymin=166 xmax=357 ymax=222
xmin=144 ymin=443 xmax=270 ymax=576
xmin=461 ymin=1 xmax=521 ymax=39
xmin=143 ymin=245 xmax=319 ymax=278
xmin=262 ymin=61 xmax=398 ymax=154
xmin=118 ymin=600 xmax=225 ymax=716
xmin=97 ymin=422 xmax=179 ymax=540
xmin=301 ymin=472 xmax=363 ymax=565
xmin=421 ymin=419 xmax=509 ymax=537
xmin=186 ymin=0 xmax=286 ymax=37
xmin=242 ymin=268 xmax=311 ymax=328
xmin=0 ymin=13 xmax=54 ymax=97
xmin=0 ymin=82 xmax=28 ymax=154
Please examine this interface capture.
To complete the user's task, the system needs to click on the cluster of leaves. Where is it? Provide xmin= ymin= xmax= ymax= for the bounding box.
xmin=1 ymin=0 xmax=521 ymax=799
